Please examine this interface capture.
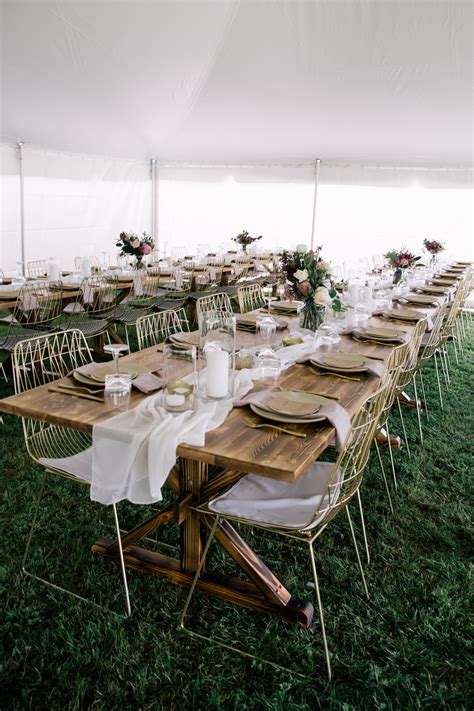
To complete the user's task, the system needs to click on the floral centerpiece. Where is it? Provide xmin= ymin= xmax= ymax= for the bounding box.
xmin=116 ymin=231 xmax=155 ymax=269
xmin=384 ymin=248 xmax=421 ymax=284
xmin=232 ymin=230 xmax=262 ymax=253
xmin=281 ymin=243 xmax=342 ymax=331
xmin=423 ymin=238 xmax=445 ymax=265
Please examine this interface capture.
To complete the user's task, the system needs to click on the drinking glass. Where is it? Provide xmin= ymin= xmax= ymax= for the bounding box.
xmin=103 ymin=343 xmax=130 ymax=374
xmin=256 ymin=314 xmax=277 ymax=347
xmin=104 ymin=372 xmax=132 ymax=410
xmin=255 ymin=348 xmax=281 ymax=384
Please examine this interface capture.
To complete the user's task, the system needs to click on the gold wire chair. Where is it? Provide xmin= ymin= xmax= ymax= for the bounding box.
xmin=195 ymin=292 xmax=233 ymax=324
xmin=0 ymin=280 xmax=63 ymax=353
xmin=415 ymin=302 xmax=451 ymax=411
xmin=178 ymin=375 xmax=391 ymax=680
xmin=109 ymin=273 xmax=163 ymax=346
xmin=237 ymin=283 xmax=266 ymax=313
xmin=61 ymin=275 xmax=120 ymax=342
xmin=26 ymin=259 xmax=48 ymax=279
xmin=12 ymin=329 xmax=131 ymax=616
xmin=136 ymin=308 xmax=189 ymax=350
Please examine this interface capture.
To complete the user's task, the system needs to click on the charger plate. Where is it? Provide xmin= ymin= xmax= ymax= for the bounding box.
xmin=382 ymin=308 xmax=424 ymax=321
xmin=365 ymin=326 xmax=402 ymax=339
xmin=404 ymin=294 xmax=439 ymax=305
xmin=311 ymin=354 xmax=369 ymax=374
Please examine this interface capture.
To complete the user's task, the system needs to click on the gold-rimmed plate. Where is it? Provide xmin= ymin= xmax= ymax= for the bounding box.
xmin=382 ymin=308 xmax=423 ymax=321
xmin=169 ymin=331 xmax=200 ymax=348
xmin=73 ymin=362 xmax=149 ymax=385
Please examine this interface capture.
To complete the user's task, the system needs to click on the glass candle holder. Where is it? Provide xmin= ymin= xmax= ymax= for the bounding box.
xmin=199 ymin=310 xmax=236 ymax=400
xmin=162 ymin=343 xmax=196 ymax=412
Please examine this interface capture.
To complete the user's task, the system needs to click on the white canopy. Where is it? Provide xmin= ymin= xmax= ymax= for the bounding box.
xmin=2 ymin=0 xmax=472 ymax=165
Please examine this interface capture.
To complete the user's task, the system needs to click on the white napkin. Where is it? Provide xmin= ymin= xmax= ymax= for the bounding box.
xmin=91 ymin=369 xmax=255 ymax=505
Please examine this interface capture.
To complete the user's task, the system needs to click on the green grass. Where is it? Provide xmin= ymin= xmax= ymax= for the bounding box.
xmin=0 ymin=334 xmax=472 ymax=710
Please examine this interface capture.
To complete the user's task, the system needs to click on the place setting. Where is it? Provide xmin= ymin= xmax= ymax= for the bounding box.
xmin=308 ymin=350 xmax=385 ymax=378
xmin=378 ymin=306 xmax=426 ymax=323
xmin=394 ymin=292 xmax=440 ymax=306
xmin=235 ymin=313 xmax=289 ymax=333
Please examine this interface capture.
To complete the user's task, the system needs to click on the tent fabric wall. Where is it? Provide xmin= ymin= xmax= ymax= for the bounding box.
xmin=0 ymin=146 xmax=152 ymax=272
xmin=0 ymin=145 xmax=21 ymax=271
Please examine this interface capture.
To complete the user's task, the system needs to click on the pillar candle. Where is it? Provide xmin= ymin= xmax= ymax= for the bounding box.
xmin=206 ymin=349 xmax=229 ymax=398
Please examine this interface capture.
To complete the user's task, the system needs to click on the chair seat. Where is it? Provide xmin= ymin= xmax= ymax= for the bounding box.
xmin=208 ymin=462 xmax=341 ymax=531
xmin=62 ymin=319 xmax=109 ymax=337
xmin=0 ymin=328 xmax=54 ymax=352
xmin=39 ymin=446 xmax=93 ymax=483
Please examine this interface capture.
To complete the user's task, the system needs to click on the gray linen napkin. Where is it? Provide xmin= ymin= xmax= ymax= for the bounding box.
xmin=234 ymin=388 xmax=351 ymax=449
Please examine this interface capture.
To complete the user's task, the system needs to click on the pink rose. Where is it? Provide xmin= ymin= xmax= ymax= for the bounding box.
xmin=142 ymin=244 xmax=152 ymax=255
xmin=131 ymin=239 xmax=140 ymax=249
xmin=296 ymin=280 xmax=310 ymax=295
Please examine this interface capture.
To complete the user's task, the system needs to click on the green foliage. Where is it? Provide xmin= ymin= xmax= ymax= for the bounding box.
xmin=0 ymin=335 xmax=472 ymax=709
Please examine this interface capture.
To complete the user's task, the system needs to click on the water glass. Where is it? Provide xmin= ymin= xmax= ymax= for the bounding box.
xmin=255 ymin=348 xmax=281 ymax=384
xmin=104 ymin=372 xmax=132 ymax=411
xmin=354 ymin=303 xmax=370 ymax=327
xmin=256 ymin=314 xmax=277 ymax=347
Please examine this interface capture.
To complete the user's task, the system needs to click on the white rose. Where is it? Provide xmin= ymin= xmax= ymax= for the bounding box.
xmin=294 ymin=268 xmax=309 ymax=283
xmin=313 ymin=286 xmax=332 ymax=306
xmin=295 ymin=243 xmax=308 ymax=253
xmin=319 ymin=261 xmax=331 ymax=272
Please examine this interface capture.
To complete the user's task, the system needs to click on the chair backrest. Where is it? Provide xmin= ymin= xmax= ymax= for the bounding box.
xmin=418 ymin=302 xmax=451 ymax=362
xmin=237 ymin=284 xmax=266 ymax=313
xmin=11 ymin=280 xmax=63 ymax=330
xmin=27 ymin=260 xmax=48 ymax=279
xmin=306 ymin=375 xmax=391 ymax=530
xmin=136 ymin=309 xmax=185 ymax=350
xmin=196 ymin=292 xmax=232 ymax=323
xmin=12 ymin=330 xmax=93 ymax=464
xmin=73 ymin=275 xmax=120 ymax=318
xmin=13 ymin=329 xmax=92 ymax=394
xmin=74 ymin=255 xmax=100 ymax=271
xmin=130 ymin=273 xmax=162 ymax=304
xmin=394 ymin=318 xmax=427 ymax=395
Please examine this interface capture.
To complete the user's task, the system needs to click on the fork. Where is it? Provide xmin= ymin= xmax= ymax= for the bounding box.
xmin=243 ymin=418 xmax=307 ymax=438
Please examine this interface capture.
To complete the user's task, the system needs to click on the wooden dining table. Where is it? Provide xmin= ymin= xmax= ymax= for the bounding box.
xmin=0 ymin=296 xmax=449 ymax=628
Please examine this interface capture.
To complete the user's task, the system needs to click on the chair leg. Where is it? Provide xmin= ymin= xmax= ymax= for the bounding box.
xmin=418 ymin=369 xmax=429 ymax=422
xmin=434 ymin=351 xmax=444 ymax=409
xmin=396 ymin=400 xmax=411 ymax=457
xmin=374 ymin=440 xmax=394 ymax=514
xmin=112 ymin=502 xmax=132 ymax=618
xmin=356 ymin=489 xmax=370 ymax=564
xmin=178 ymin=516 xmax=220 ymax=632
xmin=385 ymin=422 xmax=399 ymax=489
xmin=22 ymin=470 xmax=131 ymax=618
xmin=440 ymin=347 xmax=450 ymax=386
xmin=412 ymin=375 xmax=424 ymax=445
xmin=308 ymin=542 xmax=332 ymax=681
xmin=345 ymin=506 xmax=369 ymax=600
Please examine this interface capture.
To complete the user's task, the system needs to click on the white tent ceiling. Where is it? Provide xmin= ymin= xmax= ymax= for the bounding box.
xmin=1 ymin=0 xmax=473 ymax=165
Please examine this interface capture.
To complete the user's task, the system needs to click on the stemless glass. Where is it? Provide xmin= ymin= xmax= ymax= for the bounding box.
xmin=256 ymin=314 xmax=277 ymax=348
xmin=104 ymin=372 xmax=132 ymax=410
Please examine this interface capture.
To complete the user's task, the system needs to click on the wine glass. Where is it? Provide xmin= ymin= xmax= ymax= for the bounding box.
xmin=103 ymin=343 xmax=130 ymax=374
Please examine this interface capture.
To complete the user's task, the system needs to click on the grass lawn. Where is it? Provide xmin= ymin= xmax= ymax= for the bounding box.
xmin=0 ymin=334 xmax=472 ymax=710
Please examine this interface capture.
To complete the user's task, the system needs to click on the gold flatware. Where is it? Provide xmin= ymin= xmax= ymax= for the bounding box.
xmin=315 ymin=371 xmax=361 ymax=382
xmin=279 ymin=386 xmax=340 ymax=401
xmin=56 ymin=383 xmax=104 ymax=394
xmin=243 ymin=418 xmax=307 ymax=438
xmin=48 ymin=386 xmax=104 ymax=402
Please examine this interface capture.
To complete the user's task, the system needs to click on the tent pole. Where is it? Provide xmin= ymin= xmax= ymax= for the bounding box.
xmin=310 ymin=158 xmax=321 ymax=251
xmin=17 ymin=141 xmax=26 ymax=276
xmin=150 ymin=158 xmax=158 ymax=253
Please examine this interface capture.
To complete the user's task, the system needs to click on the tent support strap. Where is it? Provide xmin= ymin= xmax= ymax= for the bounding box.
xmin=310 ymin=158 xmax=321 ymax=251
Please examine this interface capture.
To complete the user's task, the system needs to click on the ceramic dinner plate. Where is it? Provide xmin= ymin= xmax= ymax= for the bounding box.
xmin=417 ymin=286 xmax=448 ymax=295
xmin=269 ymin=300 xmax=299 ymax=312
xmin=266 ymin=392 xmax=321 ymax=416
xmin=310 ymin=355 xmax=368 ymax=374
xmin=322 ymin=353 xmax=365 ymax=369
xmin=365 ymin=326 xmax=402 ymax=339
xmin=382 ymin=308 xmax=423 ymax=321
xmin=405 ymin=294 xmax=438 ymax=305
xmin=73 ymin=362 xmax=150 ymax=385
xmin=169 ymin=331 xmax=200 ymax=347
xmin=250 ymin=396 xmax=327 ymax=424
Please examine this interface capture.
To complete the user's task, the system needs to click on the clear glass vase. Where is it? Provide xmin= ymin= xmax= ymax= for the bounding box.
xmin=299 ymin=302 xmax=326 ymax=331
